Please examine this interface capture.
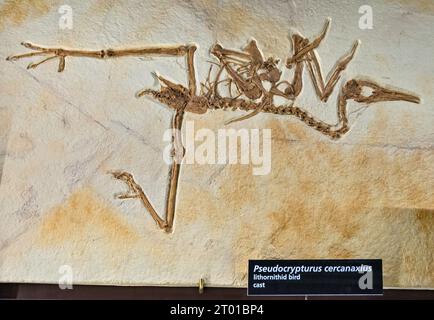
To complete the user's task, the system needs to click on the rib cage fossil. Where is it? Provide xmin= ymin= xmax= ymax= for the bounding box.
xmin=7 ymin=19 xmax=420 ymax=233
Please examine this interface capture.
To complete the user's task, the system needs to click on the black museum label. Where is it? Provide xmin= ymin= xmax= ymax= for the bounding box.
xmin=248 ymin=259 xmax=383 ymax=295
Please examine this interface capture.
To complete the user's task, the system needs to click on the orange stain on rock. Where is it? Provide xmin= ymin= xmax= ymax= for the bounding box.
xmin=0 ymin=0 xmax=56 ymax=32
xmin=38 ymin=187 xmax=139 ymax=247
xmin=224 ymin=115 xmax=434 ymax=286
xmin=384 ymin=0 xmax=434 ymax=15
xmin=415 ymin=209 xmax=434 ymax=234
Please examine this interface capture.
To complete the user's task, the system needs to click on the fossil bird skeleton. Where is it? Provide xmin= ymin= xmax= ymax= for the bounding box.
xmin=7 ymin=19 xmax=420 ymax=232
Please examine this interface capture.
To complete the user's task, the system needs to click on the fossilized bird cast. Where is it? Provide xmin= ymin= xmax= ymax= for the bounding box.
xmin=7 ymin=18 xmax=420 ymax=233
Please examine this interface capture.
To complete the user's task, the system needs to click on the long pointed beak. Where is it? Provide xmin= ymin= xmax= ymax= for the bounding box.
xmin=374 ymin=86 xmax=421 ymax=104
xmin=346 ymin=80 xmax=420 ymax=105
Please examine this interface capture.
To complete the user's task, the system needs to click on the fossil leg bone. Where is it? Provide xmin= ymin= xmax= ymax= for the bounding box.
xmin=286 ymin=18 xmax=331 ymax=67
xmin=274 ymin=33 xmax=306 ymax=99
xmin=109 ymin=171 xmax=167 ymax=229
xmin=7 ymin=41 xmax=197 ymax=79
xmin=8 ymin=42 xmax=198 ymax=232
xmin=306 ymin=40 xmax=360 ymax=102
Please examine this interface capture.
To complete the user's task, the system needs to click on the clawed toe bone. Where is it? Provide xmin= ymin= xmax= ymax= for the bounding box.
xmin=21 ymin=42 xmax=47 ymax=51
xmin=136 ymin=88 xmax=153 ymax=98
xmin=109 ymin=170 xmax=133 ymax=181
xmin=110 ymin=170 xmax=142 ymax=200
xmin=27 ymin=55 xmax=58 ymax=69
xmin=6 ymin=42 xmax=68 ymax=72
xmin=7 ymin=41 xmax=106 ymax=72
xmin=115 ymin=192 xmax=139 ymax=200
xmin=108 ymin=170 xmax=169 ymax=230
xmin=109 ymin=171 xmax=140 ymax=197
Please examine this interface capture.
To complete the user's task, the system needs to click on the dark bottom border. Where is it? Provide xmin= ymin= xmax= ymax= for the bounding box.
xmin=1 ymin=283 xmax=433 ymax=300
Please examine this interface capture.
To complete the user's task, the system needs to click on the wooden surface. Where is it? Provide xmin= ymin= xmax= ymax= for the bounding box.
xmin=1 ymin=284 xmax=433 ymax=300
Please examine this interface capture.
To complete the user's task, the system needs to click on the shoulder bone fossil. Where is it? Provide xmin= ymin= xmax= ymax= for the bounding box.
xmin=7 ymin=18 xmax=420 ymax=233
